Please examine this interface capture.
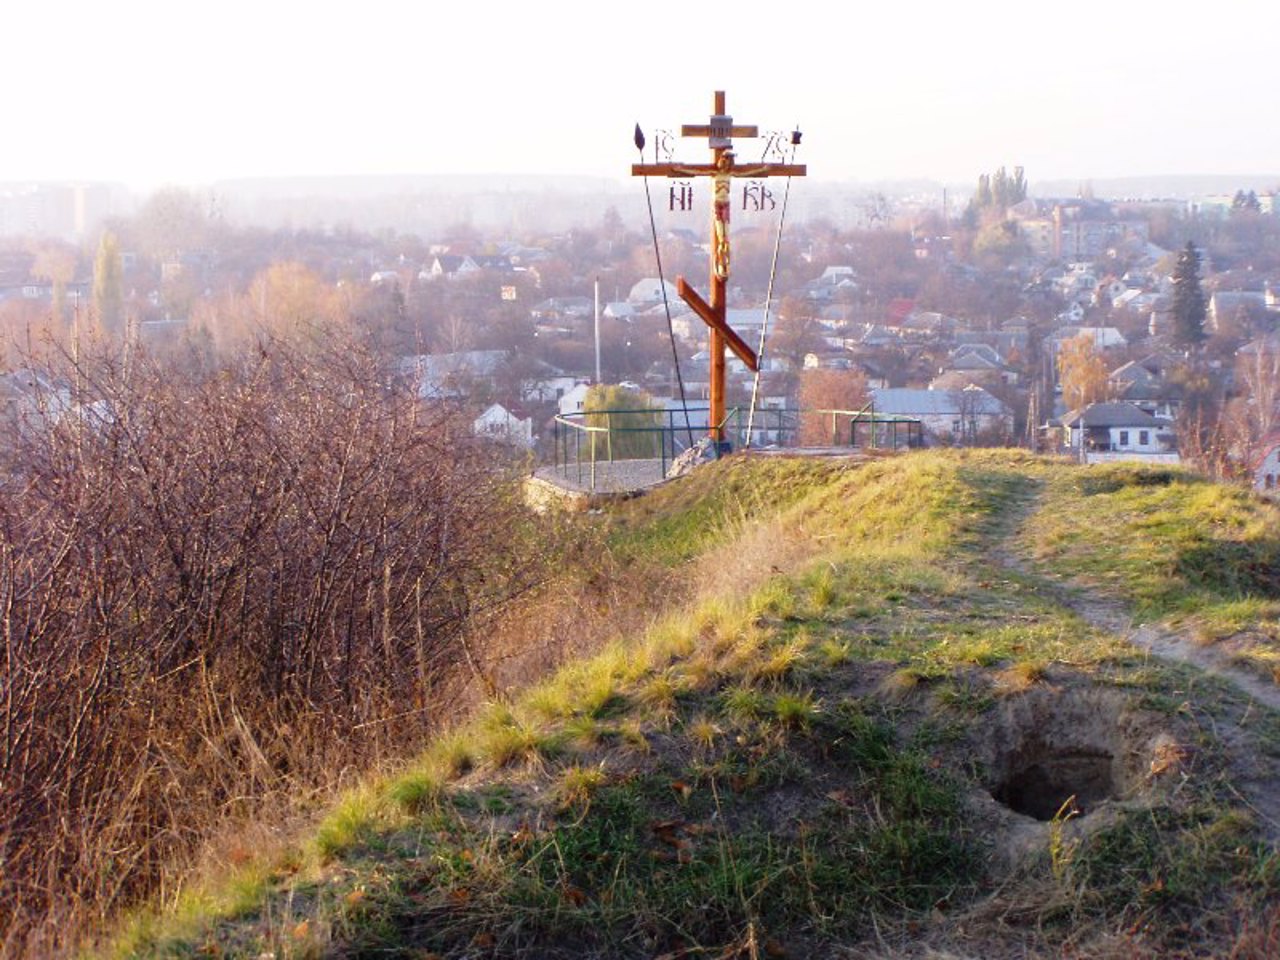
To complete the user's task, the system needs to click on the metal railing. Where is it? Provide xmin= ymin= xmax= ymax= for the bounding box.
xmin=546 ymin=404 xmax=923 ymax=492
xmin=550 ymin=406 xmax=707 ymax=490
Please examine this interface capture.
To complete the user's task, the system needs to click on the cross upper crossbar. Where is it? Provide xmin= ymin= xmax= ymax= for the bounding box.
xmin=681 ymin=123 xmax=759 ymax=139
xmin=630 ymin=162 xmax=807 ymax=178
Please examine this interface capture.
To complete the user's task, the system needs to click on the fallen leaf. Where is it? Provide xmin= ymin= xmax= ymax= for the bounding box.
xmin=344 ymin=888 xmax=367 ymax=907
xmin=471 ymin=930 xmax=496 ymax=948
xmin=651 ymin=819 xmax=686 ymax=843
xmin=290 ymin=920 xmax=310 ymax=940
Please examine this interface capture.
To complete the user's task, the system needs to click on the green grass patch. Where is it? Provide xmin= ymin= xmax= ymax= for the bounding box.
xmin=101 ymin=451 xmax=1280 ymax=960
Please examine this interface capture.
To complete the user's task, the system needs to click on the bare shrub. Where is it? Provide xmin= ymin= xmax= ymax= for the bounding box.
xmin=0 ymin=330 xmax=551 ymax=955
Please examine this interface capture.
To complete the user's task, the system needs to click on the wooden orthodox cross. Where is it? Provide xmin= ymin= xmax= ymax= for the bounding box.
xmin=633 ymin=90 xmax=805 ymax=446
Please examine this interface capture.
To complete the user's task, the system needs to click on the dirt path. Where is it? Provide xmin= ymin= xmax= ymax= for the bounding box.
xmin=991 ymin=477 xmax=1280 ymax=713
xmin=982 ymin=477 xmax=1280 ymax=841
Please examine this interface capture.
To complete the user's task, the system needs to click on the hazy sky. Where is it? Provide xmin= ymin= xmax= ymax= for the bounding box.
xmin=5 ymin=0 xmax=1278 ymax=190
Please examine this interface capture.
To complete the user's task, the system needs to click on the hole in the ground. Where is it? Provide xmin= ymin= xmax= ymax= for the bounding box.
xmin=992 ymin=748 xmax=1116 ymax=821
xmin=982 ymin=689 xmax=1173 ymax=825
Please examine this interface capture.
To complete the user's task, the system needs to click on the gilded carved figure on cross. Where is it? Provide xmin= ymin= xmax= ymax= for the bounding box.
xmin=713 ymin=152 xmax=732 ymax=280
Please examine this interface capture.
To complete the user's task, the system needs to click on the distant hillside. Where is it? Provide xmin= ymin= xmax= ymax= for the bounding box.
xmin=104 ymin=452 xmax=1280 ymax=959
xmin=1030 ymin=174 xmax=1280 ymax=200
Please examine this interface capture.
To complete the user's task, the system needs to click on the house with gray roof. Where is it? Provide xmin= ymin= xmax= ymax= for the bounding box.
xmin=870 ymin=386 xmax=1012 ymax=445
xmin=1056 ymin=402 xmax=1178 ymax=463
xmin=628 ymin=278 xmax=678 ymax=305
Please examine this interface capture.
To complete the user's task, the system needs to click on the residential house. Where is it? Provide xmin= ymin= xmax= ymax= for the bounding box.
xmin=1252 ymin=437 xmax=1280 ymax=495
xmin=0 ymin=367 xmax=69 ymax=427
xmin=421 ymin=254 xmax=481 ymax=280
xmin=1108 ymin=354 xmax=1180 ymax=419
xmin=531 ymin=296 xmax=593 ymax=323
xmin=0 ymin=367 xmax=114 ymax=434
xmin=558 ymin=383 xmax=593 ymax=418
xmin=473 ymin=403 xmax=534 ymax=448
xmin=628 ymin=278 xmax=678 ymax=305
xmin=940 ymin=343 xmax=1018 ymax=387
xmin=498 ymin=243 xmax=551 ymax=266
xmin=522 ymin=366 xmax=587 ymax=404
xmin=956 ymin=328 xmax=1029 ymax=358
xmin=1208 ymin=291 xmax=1270 ymax=336
xmin=803 ymin=352 xmax=854 ymax=371
xmin=804 ymin=265 xmax=859 ymax=302
xmin=870 ymin=386 xmax=1012 ymax=444
xmin=1058 ymin=402 xmax=1178 ymax=464
xmin=901 ymin=311 xmax=959 ymax=338
xmin=1048 ymin=326 xmax=1127 ymax=359
xmin=1094 ymin=277 xmax=1127 ymax=308
xmin=402 ymin=350 xmax=506 ymax=399
xmin=819 ymin=265 xmax=857 ymax=284
xmin=471 ymin=254 xmax=514 ymax=273
xmin=602 ymin=302 xmax=635 ymax=321
xmin=1057 ymin=302 xmax=1086 ymax=324
xmin=403 ymin=351 xmax=579 ymax=404
xmin=884 ymin=298 xmax=916 ymax=326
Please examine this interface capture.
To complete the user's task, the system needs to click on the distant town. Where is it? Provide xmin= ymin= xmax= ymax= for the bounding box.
xmin=4 ymin=170 xmax=1280 ymax=491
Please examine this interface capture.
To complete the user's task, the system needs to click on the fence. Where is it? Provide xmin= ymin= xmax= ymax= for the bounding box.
xmin=546 ymin=405 xmax=923 ymax=492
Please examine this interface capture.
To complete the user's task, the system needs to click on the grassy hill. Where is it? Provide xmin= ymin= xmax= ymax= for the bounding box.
xmin=102 ymin=451 xmax=1280 ymax=959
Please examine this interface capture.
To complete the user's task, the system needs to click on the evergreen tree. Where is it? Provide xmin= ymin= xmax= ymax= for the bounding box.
xmin=1170 ymin=241 xmax=1207 ymax=348
xmin=1010 ymin=165 xmax=1027 ymax=205
xmin=970 ymin=166 xmax=1027 ymax=215
xmin=92 ymin=231 xmax=124 ymax=333
xmin=976 ymin=173 xmax=992 ymax=208
xmin=992 ymin=166 xmax=1009 ymax=208
xmin=1230 ymin=189 xmax=1261 ymax=214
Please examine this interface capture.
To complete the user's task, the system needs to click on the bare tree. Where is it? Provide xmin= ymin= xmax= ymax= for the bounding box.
xmin=0 ymin=330 xmax=557 ymax=955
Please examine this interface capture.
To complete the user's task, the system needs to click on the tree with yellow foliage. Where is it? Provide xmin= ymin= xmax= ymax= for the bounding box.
xmin=1057 ymin=333 xmax=1110 ymax=412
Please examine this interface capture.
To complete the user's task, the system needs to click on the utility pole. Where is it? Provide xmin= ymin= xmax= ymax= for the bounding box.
xmin=593 ymin=276 xmax=602 ymax=384
xmin=633 ymin=91 xmax=805 ymax=448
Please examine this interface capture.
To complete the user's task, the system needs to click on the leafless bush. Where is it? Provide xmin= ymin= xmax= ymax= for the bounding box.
xmin=0 ymin=331 xmax=551 ymax=955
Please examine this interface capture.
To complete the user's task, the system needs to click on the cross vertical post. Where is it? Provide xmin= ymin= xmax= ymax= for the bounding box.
xmin=708 ymin=90 xmax=728 ymax=450
xmin=632 ymin=90 xmax=805 ymax=447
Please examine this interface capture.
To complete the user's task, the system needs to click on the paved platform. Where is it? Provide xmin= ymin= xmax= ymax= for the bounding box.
xmin=533 ymin=459 xmax=670 ymax=495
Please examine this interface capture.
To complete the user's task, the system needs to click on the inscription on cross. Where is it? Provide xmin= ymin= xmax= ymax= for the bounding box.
xmin=632 ymin=90 xmax=805 ymax=445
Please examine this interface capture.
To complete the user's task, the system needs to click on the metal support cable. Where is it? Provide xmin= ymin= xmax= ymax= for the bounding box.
xmin=745 ymin=134 xmax=800 ymax=448
xmin=641 ymin=171 xmax=696 ymax=450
